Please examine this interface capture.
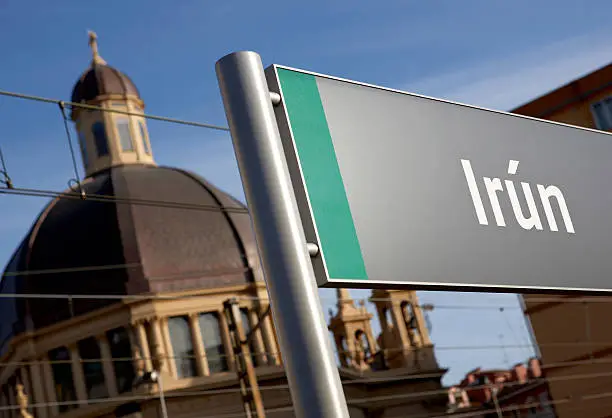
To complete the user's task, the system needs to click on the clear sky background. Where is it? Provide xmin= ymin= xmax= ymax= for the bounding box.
xmin=0 ymin=0 xmax=610 ymax=386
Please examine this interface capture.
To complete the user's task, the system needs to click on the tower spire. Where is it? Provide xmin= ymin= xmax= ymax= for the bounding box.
xmin=329 ymin=288 xmax=376 ymax=370
xmin=88 ymin=30 xmax=107 ymax=65
xmin=72 ymin=30 xmax=154 ymax=177
xmin=336 ymin=288 xmax=355 ymax=310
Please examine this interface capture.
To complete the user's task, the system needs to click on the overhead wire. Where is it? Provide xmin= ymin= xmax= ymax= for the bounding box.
xmin=0 ymin=185 xmax=249 ymax=214
xmin=2 ymin=255 xmax=612 ymax=305
xmin=0 ymin=345 xmax=611 ymax=377
xmin=0 ymin=96 xmax=12 ymax=190
xmin=0 ymin=89 xmax=230 ymax=132
xmin=3 ymin=368 xmax=612 ymax=416
xmin=499 ymin=306 xmax=534 ymax=360
xmin=0 ymin=289 xmax=533 ymax=319
xmin=58 ymin=101 xmax=85 ymax=198
xmin=0 ymin=147 xmax=11 ymax=190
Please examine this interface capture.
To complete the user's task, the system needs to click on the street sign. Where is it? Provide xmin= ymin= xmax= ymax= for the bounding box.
xmin=265 ymin=65 xmax=612 ymax=293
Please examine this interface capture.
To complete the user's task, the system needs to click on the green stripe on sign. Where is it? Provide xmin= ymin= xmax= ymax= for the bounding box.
xmin=277 ymin=68 xmax=368 ymax=281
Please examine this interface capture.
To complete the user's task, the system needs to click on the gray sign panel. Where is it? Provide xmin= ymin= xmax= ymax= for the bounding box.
xmin=266 ymin=65 xmax=612 ymax=293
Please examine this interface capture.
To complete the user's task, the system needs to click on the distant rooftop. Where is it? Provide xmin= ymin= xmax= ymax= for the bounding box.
xmin=512 ymin=62 xmax=612 ymax=118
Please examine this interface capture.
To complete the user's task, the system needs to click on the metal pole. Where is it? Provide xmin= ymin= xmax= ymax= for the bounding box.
xmin=225 ymin=298 xmax=266 ymax=418
xmin=216 ymin=51 xmax=350 ymax=418
xmin=156 ymin=373 xmax=168 ymax=418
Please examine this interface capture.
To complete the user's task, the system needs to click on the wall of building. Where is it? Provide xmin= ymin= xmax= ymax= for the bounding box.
xmin=544 ymin=87 xmax=612 ymax=129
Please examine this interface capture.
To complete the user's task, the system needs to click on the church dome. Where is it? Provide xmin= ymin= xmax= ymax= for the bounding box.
xmin=70 ymin=31 xmax=140 ymax=105
xmin=0 ymin=165 xmax=262 ymax=339
xmin=71 ymin=63 xmax=140 ymax=103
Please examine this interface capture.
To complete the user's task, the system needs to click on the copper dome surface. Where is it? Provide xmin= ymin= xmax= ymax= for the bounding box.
xmin=0 ymin=165 xmax=261 ymax=350
xmin=71 ymin=63 xmax=141 ymax=103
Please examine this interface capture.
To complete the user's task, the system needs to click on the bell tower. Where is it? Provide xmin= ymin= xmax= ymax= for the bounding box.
xmin=371 ymin=289 xmax=438 ymax=370
xmin=71 ymin=31 xmax=156 ymax=178
xmin=329 ymin=289 xmax=377 ymax=371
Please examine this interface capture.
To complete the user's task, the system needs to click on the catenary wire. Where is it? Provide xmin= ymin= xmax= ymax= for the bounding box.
xmin=0 ymin=185 xmax=249 ymax=214
xmin=0 ymin=372 xmax=566 ymax=410
xmin=499 ymin=306 xmax=533 ymax=359
xmin=0 ymin=89 xmax=230 ymax=132
xmin=58 ymin=101 xmax=85 ymax=197
xmin=4 ymin=184 xmax=612 ymax=305
xmin=0 ymin=345 xmax=611 ymax=373
xmin=0 ymin=289 xmax=524 ymax=313
xmin=2 ymin=369 xmax=612 ymax=416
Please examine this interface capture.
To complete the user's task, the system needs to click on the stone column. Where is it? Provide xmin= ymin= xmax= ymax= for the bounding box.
xmin=412 ymin=300 xmax=432 ymax=345
xmin=188 ymin=313 xmax=209 ymax=376
xmin=68 ymin=344 xmax=88 ymax=404
xmin=258 ymin=304 xmax=280 ymax=365
xmin=41 ymin=356 xmax=59 ymax=416
xmin=218 ymin=310 xmax=236 ymax=371
xmin=249 ymin=310 xmax=266 ymax=366
xmin=158 ymin=318 xmax=177 ymax=377
xmin=390 ymin=303 xmax=411 ymax=348
xmin=150 ymin=318 xmax=165 ymax=360
xmin=133 ymin=321 xmax=153 ymax=371
xmin=364 ymin=319 xmax=378 ymax=355
xmin=97 ymin=334 xmax=118 ymax=397
xmin=127 ymin=327 xmax=143 ymax=377
xmin=29 ymin=360 xmax=48 ymax=418
xmin=19 ymin=367 xmax=32 ymax=402
xmin=19 ymin=367 xmax=37 ymax=417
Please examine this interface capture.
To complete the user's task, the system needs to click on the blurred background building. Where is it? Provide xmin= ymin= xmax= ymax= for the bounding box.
xmin=446 ymin=358 xmax=556 ymax=417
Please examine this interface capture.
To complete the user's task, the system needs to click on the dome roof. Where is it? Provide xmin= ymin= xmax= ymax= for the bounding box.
xmin=71 ymin=63 xmax=140 ymax=103
xmin=0 ymin=165 xmax=261 ymax=345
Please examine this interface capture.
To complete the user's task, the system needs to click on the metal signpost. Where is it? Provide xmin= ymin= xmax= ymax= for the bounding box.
xmin=216 ymin=52 xmax=350 ymax=418
xmin=265 ymin=64 xmax=612 ymax=293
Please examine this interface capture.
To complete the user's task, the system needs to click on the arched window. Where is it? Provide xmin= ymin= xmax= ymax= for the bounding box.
xmin=106 ymin=327 xmax=135 ymax=393
xmin=168 ymin=316 xmax=197 ymax=378
xmin=401 ymin=301 xmax=420 ymax=346
xmin=198 ymin=313 xmax=228 ymax=373
xmin=400 ymin=301 xmax=417 ymax=330
xmin=116 ymin=119 xmax=134 ymax=151
xmin=48 ymin=347 xmax=77 ymax=412
xmin=355 ymin=330 xmax=371 ymax=357
xmin=340 ymin=336 xmax=349 ymax=356
xmin=78 ymin=337 xmax=108 ymax=399
xmin=78 ymin=131 xmax=88 ymax=167
xmin=91 ymin=122 xmax=109 ymax=157
xmin=139 ymin=121 xmax=151 ymax=155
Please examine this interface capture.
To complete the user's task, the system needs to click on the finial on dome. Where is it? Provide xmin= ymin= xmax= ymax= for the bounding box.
xmin=88 ymin=30 xmax=107 ymax=65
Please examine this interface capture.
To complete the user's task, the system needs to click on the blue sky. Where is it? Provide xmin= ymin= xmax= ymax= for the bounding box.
xmin=0 ymin=0 xmax=611 ymax=385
